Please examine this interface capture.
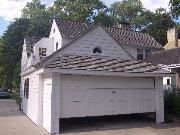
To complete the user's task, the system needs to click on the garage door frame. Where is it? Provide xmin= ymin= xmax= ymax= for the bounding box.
xmin=42 ymin=73 xmax=164 ymax=134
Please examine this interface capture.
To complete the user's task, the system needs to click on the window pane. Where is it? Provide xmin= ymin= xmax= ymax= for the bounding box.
xmin=56 ymin=42 xmax=58 ymax=50
xmin=137 ymin=49 xmax=143 ymax=53
xmin=137 ymin=49 xmax=143 ymax=60
xmin=26 ymin=78 xmax=29 ymax=98
xmin=39 ymin=48 xmax=47 ymax=60
xmin=145 ymin=49 xmax=151 ymax=58
xmin=167 ymin=79 xmax=170 ymax=85
xmin=137 ymin=54 xmax=143 ymax=60
xmin=24 ymin=78 xmax=29 ymax=98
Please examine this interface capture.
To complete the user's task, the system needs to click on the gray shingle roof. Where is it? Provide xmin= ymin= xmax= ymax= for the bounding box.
xmin=55 ymin=19 xmax=163 ymax=49
xmin=44 ymin=54 xmax=169 ymax=74
xmin=145 ymin=48 xmax=180 ymax=65
xmin=102 ymin=26 xmax=163 ymax=49
xmin=55 ymin=19 xmax=95 ymax=39
xmin=25 ymin=36 xmax=42 ymax=54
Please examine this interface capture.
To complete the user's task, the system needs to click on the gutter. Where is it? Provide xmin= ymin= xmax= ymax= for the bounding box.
xmin=38 ymin=68 xmax=174 ymax=77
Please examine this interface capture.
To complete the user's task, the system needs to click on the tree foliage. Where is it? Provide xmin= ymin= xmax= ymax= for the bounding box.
xmin=94 ymin=11 xmax=115 ymax=26
xmin=170 ymin=0 xmax=180 ymax=18
xmin=22 ymin=0 xmax=52 ymax=37
xmin=0 ymin=18 xmax=30 ymax=89
xmin=51 ymin=0 xmax=106 ymax=22
xmin=110 ymin=0 xmax=153 ymax=30
xmin=142 ymin=8 xmax=175 ymax=46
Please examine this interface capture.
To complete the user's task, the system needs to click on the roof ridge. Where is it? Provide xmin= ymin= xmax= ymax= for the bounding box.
xmin=55 ymin=18 xmax=153 ymax=36
xmin=54 ymin=18 xmax=94 ymax=25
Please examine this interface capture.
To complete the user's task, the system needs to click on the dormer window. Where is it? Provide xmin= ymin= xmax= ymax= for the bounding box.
xmin=56 ymin=42 xmax=59 ymax=50
xmin=145 ymin=49 xmax=151 ymax=58
xmin=93 ymin=47 xmax=102 ymax=54
xmin=39 ymin=48 xmax=47 ymax=60
xmin=137 ymin=48 xmax=143 ymax=60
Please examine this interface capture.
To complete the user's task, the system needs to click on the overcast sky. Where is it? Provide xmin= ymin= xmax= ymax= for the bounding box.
xmin=0 ymin=0 xmax=170 ymax=36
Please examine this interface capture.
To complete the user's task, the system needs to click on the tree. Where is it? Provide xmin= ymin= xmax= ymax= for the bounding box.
xmin=142 ymin=8 xmax=175 ymax=46
xmin=51 ymin=0 xmax=106 ymax=22
xmin=22 ymin=0 xmax=52 ymax=37
xmin=93 ymin=11 xmax=115 ymax=26
xmin=110 ymin=0 xmax=153 ymax=30
xmin=0 ymin=18 xmax=30 ymax=89
xmin=170 ymin=0 xmax=180 ymax=18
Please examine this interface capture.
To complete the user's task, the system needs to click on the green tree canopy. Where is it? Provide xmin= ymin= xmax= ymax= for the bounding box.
xmin=170 ymin=0 xmax=180 ymax=18
xmin=93 ymin=11 xmax=115 ymax=26
xmin=51 ymin=0 xmax=106 ymax=22
xmin=0 ymin=18 xmax=30 ymax=89
xmin=22 ymin=0 xmax=52 ymax=37
xmin=142 ymin=8 xmax=175 ymax=46
xmin=110 ymin=0 xmax=153 ymax=30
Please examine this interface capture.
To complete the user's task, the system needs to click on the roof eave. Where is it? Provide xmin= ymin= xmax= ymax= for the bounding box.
xmin=38 ymin=68 xmax=174 ymax=77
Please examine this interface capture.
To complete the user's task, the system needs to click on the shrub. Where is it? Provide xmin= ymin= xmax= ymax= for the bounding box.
xmin=11 ymin=93 xmax=22 ymax=110
xmin=164 ymin=88 xmax=180 ymax=122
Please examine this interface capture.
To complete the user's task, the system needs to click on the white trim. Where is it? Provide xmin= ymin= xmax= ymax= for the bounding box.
xmin=155 ymin=77 xmax=164 ymax=123
xmin=166 ymin=64 xmax=180 ymax=69
xmin=38 ymin=68 xmax=174 ymax=77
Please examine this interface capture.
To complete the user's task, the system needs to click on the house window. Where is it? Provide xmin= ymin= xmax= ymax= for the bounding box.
xmin=167 ymin=79 xmax=170 ymax=85
xmin=39 ymin=48 xmax=47 ymax=60
xmin=93 ymin=47 xmax=102 ymax=54
xmin=56 ymin=42 xmax=59 ymax=50
xmin=24 ymin=78 xmax=29 ymax=99
xmin=145 ymin=49 xmax=151 ymax=58
xmin=137 ymin=48 xmax=143 ymax=60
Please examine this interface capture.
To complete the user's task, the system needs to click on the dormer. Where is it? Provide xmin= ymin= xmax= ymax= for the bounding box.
xmin=21 ymin=36 xmax=54 ymax=71
xmin=49 ymin=18 xmax=94 ymax=51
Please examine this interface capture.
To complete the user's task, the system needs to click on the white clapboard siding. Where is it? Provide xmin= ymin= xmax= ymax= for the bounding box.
xmin=62 ymin=26 xmax=133 ymax=60
xmin=49 ymin=20 xmax=73 ymax=51
xmin=60 ymin=75 xmax=155 ymax=118
xmin=22 ymin=73 xmax=39 ymax=125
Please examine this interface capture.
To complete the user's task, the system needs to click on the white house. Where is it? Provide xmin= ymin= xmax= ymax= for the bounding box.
xmin=20 ymin=19 xmax=171 ymax=134
xmin=145 ymin=48 xmax=180 ymax=90
xmin=145 ymin=27 xmax=180 ymax=90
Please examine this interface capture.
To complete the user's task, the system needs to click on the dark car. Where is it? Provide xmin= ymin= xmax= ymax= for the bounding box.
xmin=0 ymin=89 xmax=10 ymax=99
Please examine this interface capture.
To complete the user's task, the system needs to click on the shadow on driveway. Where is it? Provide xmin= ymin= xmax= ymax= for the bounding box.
xmin=60 ymin=114 xmax=180 ymax=134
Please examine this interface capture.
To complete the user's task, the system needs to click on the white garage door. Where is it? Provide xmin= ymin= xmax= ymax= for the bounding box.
xmin=60 ymin=75 xmax=155 ymax=118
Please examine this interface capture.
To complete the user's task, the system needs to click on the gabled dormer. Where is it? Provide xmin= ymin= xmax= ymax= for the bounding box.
xmin=21 ymin=36 xmax=54 ymax=72
xmin=49 ymin=18 xmax=94 ymax=51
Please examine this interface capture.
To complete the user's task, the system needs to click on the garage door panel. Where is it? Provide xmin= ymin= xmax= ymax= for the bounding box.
xmin=61 ymin=75 xmax=154 ymax=89
xmin=60 ymin=75 xmax=156 ymax=118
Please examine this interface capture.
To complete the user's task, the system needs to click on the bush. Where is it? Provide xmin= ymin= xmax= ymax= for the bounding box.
xmin=11 ymin=93 xmax=22 ymax=110
xmin=164 ymin=88 xmax=180 ymax=122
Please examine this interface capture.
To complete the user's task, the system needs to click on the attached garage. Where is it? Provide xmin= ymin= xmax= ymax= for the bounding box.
xmin=60 ymin=75 xmax=155 ymax=118
xmin=37 ymin=54 xmax=170 ymax=133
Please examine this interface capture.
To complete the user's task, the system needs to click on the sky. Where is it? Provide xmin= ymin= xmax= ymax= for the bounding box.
xmin=0 ymin=0 xmax=170 ymax=36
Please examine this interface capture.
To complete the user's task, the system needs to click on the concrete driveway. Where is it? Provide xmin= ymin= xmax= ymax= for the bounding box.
xmin=0 ymin=99 xmax=47 ymax=135
xmin=0 ymin=99 xmax=180 ymax=135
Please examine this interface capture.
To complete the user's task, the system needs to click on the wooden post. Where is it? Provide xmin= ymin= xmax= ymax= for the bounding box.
xmin=155 ymin=77 xmax=164 ymax=123
xmin=51 ymin=73 xmax=61 ymax=133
